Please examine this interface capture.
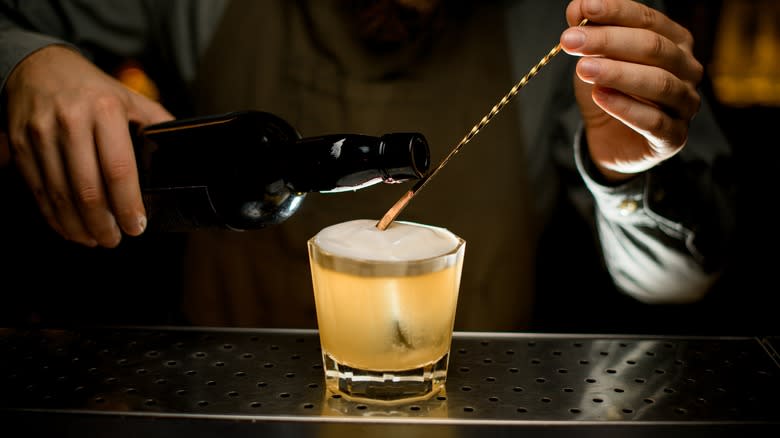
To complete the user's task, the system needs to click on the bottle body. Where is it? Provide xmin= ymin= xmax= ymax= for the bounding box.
xmin=134 ymin=111 xmax=429 ymax=231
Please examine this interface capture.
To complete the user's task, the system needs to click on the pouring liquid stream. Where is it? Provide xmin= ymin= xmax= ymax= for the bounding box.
xmin=376 ymin=19 xmax=589 ymax=231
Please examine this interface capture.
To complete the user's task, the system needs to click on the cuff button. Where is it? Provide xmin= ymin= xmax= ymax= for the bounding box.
xmin=617 ymin=199 xmax=638 ymax=216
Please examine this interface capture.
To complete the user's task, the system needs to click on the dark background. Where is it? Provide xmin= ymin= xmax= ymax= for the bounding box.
xmin=668 ymin=0 xmax=778 ymax=336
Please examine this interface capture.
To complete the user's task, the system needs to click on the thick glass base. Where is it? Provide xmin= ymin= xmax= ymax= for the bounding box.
xmin=322 ymin=351 xmax=449 ymax=405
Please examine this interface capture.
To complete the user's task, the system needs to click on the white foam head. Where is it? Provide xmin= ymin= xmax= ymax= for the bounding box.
xmin=313 ymin=219 xmax=460 ymax=261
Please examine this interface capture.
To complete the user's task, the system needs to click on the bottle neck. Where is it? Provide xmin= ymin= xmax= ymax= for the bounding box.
xmin=286 ymin=133 xmax=429 ymax=193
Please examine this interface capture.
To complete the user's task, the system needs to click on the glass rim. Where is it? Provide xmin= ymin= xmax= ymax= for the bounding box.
xmin=308 ymin=236 xmax=465 ymax=277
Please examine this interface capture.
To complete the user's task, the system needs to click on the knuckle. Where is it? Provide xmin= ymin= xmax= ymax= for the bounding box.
xmin=74 ymin=184 xmax=103 ymax=209
xmin=48 ymin=188 xmax=71 ymax=211
xmin=52 ymin=93 xmax=87 ymax=120
xmin=687 ymin=87 xmax=702 ymax=117
xmin=639 ymin=4 xmax=656 ymax=29
xmin=8 ymin=130 xmax=29 ymax=155
xmin=31 ymin=186 xmax=49 ymax=205
xmin=92 ymin=94 xmax=123 ymax=116
xmin=681 ymin=28 xmax=695 ymax=50
xmin=659 ymin=74 xmax=676 ymax=99
xmin=26 ymin=117 xmax=49 ymax=145
xmin=597 ymin=29 xmax=610 ymax=53
xmin=690 ymin=59 xmax=704 ymax=83
xmin=53 ymin=105 xmax=92 ymax=140
xmin=53 ymin=105 xmax=80 ymax=129
xmin=650 ymin=34 xmax=666 ymax=60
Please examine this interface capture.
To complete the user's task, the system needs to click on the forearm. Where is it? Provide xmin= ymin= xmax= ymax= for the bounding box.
xmin=0 ymin=0 xmax=151 ymax=127
xmin=0 ymin=26 xmax=75 ymax=94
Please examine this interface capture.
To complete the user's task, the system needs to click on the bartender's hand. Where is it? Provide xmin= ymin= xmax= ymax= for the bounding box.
xmin=3 ymin=45 xmax=173 ymax=247
xmin=560 ymin=0 xmax=703 ymax=183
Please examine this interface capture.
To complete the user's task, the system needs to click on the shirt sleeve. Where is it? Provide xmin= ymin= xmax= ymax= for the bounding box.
xmin=0 ymin=0 xmax=228 ymax=96
xmin=534 ymin=0 xmax=737 ymax=305
xmin=0 ymin=0 xmax=149 ymax=87
xmin=571 ymin=101 xmax=736 ymax=304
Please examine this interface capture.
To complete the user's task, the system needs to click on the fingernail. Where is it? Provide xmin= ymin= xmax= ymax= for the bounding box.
xmin=578 ymin=58 xmax=600 ymax=78
xmin=562 ymin=29 xmax=586 ymax=49
xmin=137 ymin=215 xmax=147 ymax=234
xmin=585 ymin=0 xmax=603 ymax=15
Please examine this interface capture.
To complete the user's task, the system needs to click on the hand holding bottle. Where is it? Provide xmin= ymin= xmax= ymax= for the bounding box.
xmin=3 ymin=45 xmax=174 ymax=247
xmin=560 ymin=0 xmax=703 ymax=183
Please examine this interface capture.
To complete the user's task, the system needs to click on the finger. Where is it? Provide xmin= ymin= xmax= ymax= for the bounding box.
xmin=94 ymin=101 xmax=147 ymax=237
xmin=126 ymin=92 xmax=174 ymax=127
xmin=33 ymin=119 xmax=99 ymax=247
xmin=590 ymin=86 xmax=689 ymax=156
xmin=7 ymin=120 xmax=66 ymax=238
xmin=61 ymin=115 xmax=123 ymax=247
xmin=566 ymin=0 xmax=693 ymax=49
xmin=575 ymin=57 xmax=702 ymax=120
xmin=561 ymin=25 xmax=703 ymax=84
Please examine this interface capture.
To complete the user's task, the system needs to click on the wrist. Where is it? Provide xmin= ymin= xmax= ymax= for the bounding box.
xmin=578 ymin=130 xmax=640 ymax=187
xmin=589 ymin=156 xmax=636 ymax=185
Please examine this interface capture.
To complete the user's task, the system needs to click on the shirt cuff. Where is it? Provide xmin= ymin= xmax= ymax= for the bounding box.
xmin=573 ymin=125 xmax=649 ymax=222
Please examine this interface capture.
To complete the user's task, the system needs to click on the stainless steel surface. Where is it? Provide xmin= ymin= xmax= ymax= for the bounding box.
xmin=1 ymin=327 xmax=778 ymax=436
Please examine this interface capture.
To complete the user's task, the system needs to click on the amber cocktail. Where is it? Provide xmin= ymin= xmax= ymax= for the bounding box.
xmin=308 ymin=219 xmax=465 ymax=404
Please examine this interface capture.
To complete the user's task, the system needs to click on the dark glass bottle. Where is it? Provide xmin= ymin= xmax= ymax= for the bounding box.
xmin=134 ymin=110 xmax=430 ymax=231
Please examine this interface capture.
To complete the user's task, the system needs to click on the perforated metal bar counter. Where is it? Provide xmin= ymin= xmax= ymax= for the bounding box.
xmin=1 ymin=326 xmax=778 ymax=437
